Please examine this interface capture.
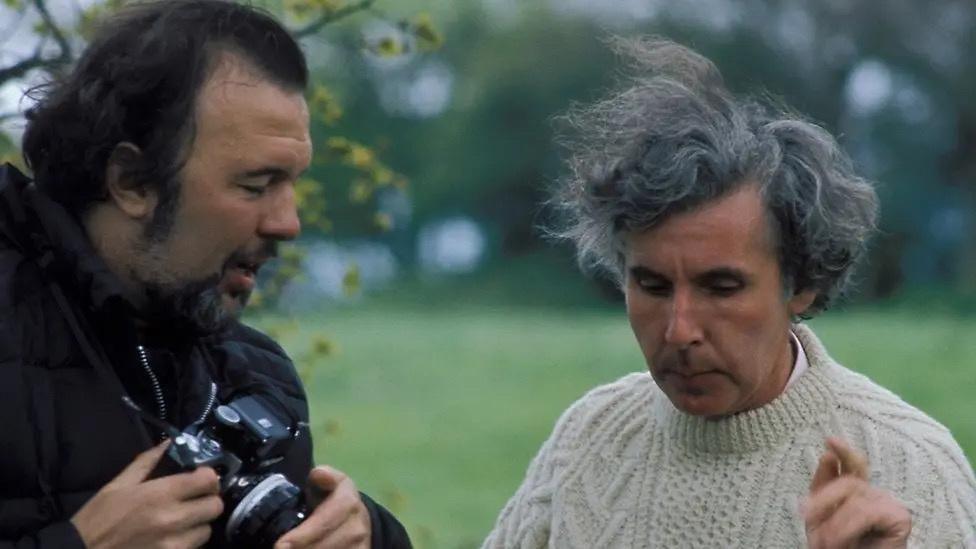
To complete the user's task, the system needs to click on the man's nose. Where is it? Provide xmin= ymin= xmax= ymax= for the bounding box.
xmin=664 ymin=290 xmax=703 ymax=348
xmin=259 ymin=184 xmax=301 ymax=240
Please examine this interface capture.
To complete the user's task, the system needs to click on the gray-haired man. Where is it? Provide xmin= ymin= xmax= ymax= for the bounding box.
xmin=484 ymin=37 xmax=975 ymax=548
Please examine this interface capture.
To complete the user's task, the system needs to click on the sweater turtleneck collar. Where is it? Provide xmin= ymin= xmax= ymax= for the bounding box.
xmin=655 ymin=324 xmax=841 ymax=454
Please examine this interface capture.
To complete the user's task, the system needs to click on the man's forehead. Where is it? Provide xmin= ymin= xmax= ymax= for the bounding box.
xmin=193 ymin=61 xmax=309 ymax=139
xmin=623 ymin=186 xmax=779 ymax=265
xmin=196 ymin=52 xmax=308 ymax=117
xmin=204 ymin=51 xmax=271 ymax=92
xmin=641 ymin=188 xmax=765 ymax=235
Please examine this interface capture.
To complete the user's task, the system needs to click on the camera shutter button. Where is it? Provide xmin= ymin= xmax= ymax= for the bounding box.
xmin=216 ymin=405 xmax=242 ymax=426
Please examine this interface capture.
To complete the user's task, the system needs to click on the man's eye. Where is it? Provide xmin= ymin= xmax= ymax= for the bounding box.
xmin=240 ymin=184 xmax=267 ymax=196
xmin=709 ymin=284 xmax=741 ymax=297
xmin=637 ymin=279 xmax=671 ymax=296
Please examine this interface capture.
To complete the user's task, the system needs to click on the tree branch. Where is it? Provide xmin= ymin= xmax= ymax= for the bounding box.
xmin=32 ymin=0 xmax=72 ymax=66
xmin=0 ymin=52 xmax=50 ymax=87
xmin=0 ymin=0 xmax=73 ymax=87
xmin=293 ymin=0 xmax=376 ymax=38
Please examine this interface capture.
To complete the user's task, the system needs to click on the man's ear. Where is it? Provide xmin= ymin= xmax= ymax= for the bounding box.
xmin=788 ymin=288 xmax=817 ymax=317
xmin=104 ymin=143 xmax=157 ymax=219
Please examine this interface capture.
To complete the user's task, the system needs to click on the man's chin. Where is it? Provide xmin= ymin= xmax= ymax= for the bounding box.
xmin=656 ymin=376 xmax=736 ymax=418
xmin=141 ymin=276 xmax=229 ymax=337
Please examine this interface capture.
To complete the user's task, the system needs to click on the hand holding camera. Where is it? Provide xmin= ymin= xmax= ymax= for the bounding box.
xmin=70 ymin=441 xmax=224 ymax=549
xmin=273 ymin=466 xmax=371 ymax=549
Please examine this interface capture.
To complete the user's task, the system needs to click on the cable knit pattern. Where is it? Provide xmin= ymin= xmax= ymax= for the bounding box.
xmin=483 ymin=325 xmax=976 ymax=548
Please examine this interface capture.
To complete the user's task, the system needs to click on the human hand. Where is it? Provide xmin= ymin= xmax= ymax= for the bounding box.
xmin=273 ymin=465 xmax=371 ymax=549
xmin=802 ymin=437 xmax=912 ymax=549
xmin=70 ymin=441 xmax=224 ymax=549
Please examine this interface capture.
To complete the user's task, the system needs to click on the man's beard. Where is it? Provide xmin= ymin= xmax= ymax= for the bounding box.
xmin=133 ymin=183 xmax=278 ymax=334
xmin=133 ymin=180 xmax=233 ymax=336
xmin=141 ymin=272 xmax=228 ymax=337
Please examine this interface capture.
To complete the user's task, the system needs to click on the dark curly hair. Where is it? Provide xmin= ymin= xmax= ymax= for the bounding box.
xmin=22 ymin=0 xmax=308 ymax=220
xmin=550 ymin=37 xmax=878 ymax=318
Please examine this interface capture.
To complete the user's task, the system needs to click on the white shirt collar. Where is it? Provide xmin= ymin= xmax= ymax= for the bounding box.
xmin=785 ymin=329 xmax=809 ymax=389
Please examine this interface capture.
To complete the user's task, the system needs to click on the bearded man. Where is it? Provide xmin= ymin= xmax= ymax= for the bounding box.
xmin=483 ymin=38 xmax=975 ymax=548
xmin=0 ymin=1 xmax=409 ymax=547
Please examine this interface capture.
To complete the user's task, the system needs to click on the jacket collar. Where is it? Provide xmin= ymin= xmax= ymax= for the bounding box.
xmin=1 ymin=163 xmax=131 ymax=314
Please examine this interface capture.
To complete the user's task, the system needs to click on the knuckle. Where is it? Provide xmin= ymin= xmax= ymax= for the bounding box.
xmin=199 ymin=524 xmax=215 ymax=545
xmin=333 ymin=485 xmax=353 ymax=502
xmin=198 ymin=467 xmax=220 ymax=485
xmin=149 ymin=510 xmax=172 ymax=530
xmin=209 ymin=495 xmax=226 ymax=518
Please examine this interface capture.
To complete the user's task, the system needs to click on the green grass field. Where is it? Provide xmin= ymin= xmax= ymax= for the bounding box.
xmin=251 ymin=306 xmax=976 ymax=549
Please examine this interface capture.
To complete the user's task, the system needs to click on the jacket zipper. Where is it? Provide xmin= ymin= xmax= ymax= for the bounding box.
xmin=136 ymin=345 xmax=167 ymax=421
xmin=136 ymin=345 xmax=218 ymax=426
xmin=196 ymin=382 xmax=218 ymax=425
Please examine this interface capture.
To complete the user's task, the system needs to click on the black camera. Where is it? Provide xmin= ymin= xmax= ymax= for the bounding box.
xmin=123 ymin=394 xmax=308 ymax=548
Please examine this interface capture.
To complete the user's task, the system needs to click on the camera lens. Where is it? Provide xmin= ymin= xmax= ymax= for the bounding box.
xmin=224 ymin=473 xmax=307 ymax=548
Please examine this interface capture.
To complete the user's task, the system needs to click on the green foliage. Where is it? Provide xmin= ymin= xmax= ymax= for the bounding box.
xmin=0 ymin=132 xmax=22 ymax=169
xmin=308 ymin=85 xmax=344 ymax=126
xmin=341 ymin=262 xmax=361 ymax=296
xmin=283 ymin=0 xmax=348 ymax=21
xmin=77 ymin=0 xmax=127 ymax=40
xmin=408 ymin=13 xmax=443 ymax=52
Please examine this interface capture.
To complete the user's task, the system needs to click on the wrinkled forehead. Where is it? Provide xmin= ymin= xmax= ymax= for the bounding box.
xmin=195 ymin=51 xmax=309 ymax=134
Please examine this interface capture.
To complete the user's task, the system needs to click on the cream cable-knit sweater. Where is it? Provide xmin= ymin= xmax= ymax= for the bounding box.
xmin=483 ymin=325 xmax=976 ymax=548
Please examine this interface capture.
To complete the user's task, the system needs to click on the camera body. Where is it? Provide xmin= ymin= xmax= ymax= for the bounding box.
xmin=126 ymin=394 xmax=308 ymax=548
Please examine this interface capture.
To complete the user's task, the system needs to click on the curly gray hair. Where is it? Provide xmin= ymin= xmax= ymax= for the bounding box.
xmin=550 ymin=37 xmax=878 ymax=317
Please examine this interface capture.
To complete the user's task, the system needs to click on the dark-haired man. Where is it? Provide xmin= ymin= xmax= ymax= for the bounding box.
xmin=0 ymin=1 xmax=409 ymax=547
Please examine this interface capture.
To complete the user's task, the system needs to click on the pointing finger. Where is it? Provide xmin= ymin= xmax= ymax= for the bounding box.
xmin=809 ymin=448 xmax=841 ymax=493
xmin=826 ymin=437 xmax=869 ymax=480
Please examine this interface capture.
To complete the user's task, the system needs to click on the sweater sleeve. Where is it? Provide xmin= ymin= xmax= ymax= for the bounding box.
xmin=480 ymin=430 xmax=559 ymax=549
xmin=480 ymin=375 xmax=644 ymax=549
xmin=0 ymin=520 xmax=86 ymax=549
xmin=906 ymin=439 xmax=976 ymax=548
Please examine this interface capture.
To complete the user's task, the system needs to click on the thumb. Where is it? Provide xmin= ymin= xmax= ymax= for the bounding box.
xmin=306 ymin=466 xmax=346 ymax=506
xmin=108 ymin=440 xmax=171 ymax=488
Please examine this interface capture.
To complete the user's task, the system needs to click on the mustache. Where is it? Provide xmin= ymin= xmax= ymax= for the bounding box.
xmin=224 ymin=240 xmax=278 ymax=270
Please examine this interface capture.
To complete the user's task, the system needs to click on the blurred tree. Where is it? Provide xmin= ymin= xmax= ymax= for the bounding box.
xmin=327 ymin=0 xmax=974 ymax=302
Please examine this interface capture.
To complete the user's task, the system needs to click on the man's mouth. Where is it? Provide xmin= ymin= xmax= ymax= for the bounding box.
xmin=221 ymin=258 xmax=266 ymax=295
xmin=235 ymin=260 xmax=261 ymax=278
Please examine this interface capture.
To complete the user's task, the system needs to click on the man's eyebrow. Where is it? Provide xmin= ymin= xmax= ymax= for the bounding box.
xmin=239 ymin=166 xmax=295 ymax=179
xmin=694 ymin=267 xmax=748 ymax=284
xmin=628 ymin=265 xmax=668 ymax=279
xmin=237 ymin=167 xmax=287 ymax=180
